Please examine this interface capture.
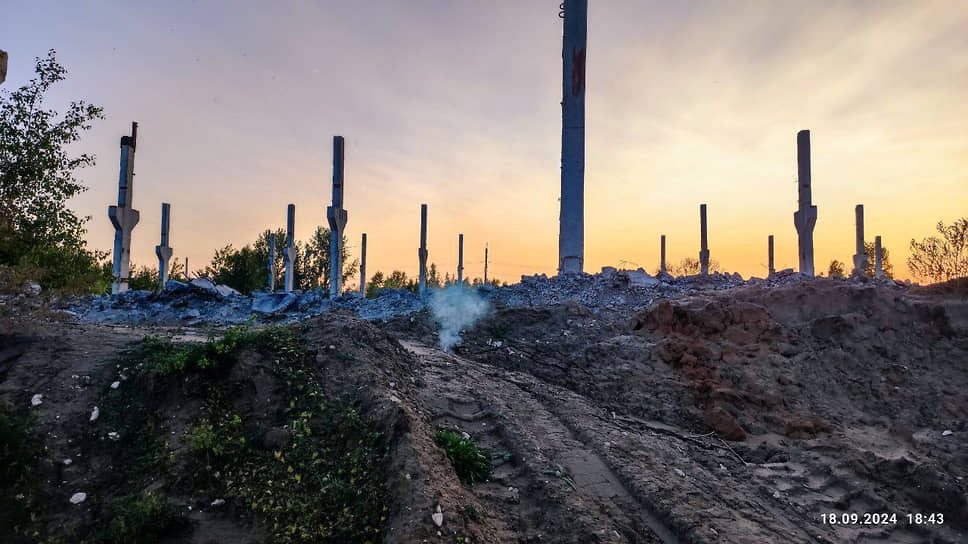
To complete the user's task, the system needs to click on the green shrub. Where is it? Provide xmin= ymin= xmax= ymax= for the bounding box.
xmin=96 ymin=492 xmax=189 ymax=543
xmin=435 ymin=430 xmax=492 ymax=485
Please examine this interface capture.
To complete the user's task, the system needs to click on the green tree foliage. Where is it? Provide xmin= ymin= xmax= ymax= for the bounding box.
xmin=0 ymin=50 xmax=108 ymax=292
xmin=364 ymin=270 xmax=385 ymax=298
xmin=470 ymin=277 xmax=503 ymax=287
xmin=864 ymin=241 xmax=894 ymax=279
xmin=365 ymin=269 xmax=417 ymax=295
xmin=827 ymin=259 xmax=846 ymax=278
xmin=427 ymin=262 xmax=441 ymax=288
xmin=908 ymin=218 xmax=968 ymax=283
xmin=202 ymin=227 xmax=357 ymax=294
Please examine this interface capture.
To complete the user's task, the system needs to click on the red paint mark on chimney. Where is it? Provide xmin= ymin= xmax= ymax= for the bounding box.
xmin=572 ymin=47 xmax=586 ymax=97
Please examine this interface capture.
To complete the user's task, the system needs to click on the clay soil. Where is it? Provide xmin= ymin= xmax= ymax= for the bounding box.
xmin=2 ymin=278 xmax=967 ymax=543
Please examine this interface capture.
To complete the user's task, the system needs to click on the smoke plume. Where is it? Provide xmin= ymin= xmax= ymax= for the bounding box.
xmin=429 ymin=286 xmax=491 ymax=352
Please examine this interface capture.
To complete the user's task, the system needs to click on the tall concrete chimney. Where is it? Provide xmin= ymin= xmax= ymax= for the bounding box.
xmin=558 ymin=0 xmax=587 ymax=275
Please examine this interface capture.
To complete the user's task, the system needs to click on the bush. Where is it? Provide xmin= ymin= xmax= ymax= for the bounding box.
xmin=0 ymin=245 xmax=111 ymax=294
xmin=435 ymin=430 xmax=492 ymax=484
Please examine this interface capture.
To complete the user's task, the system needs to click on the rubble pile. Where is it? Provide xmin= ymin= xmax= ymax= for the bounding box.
xmin=66 ymin=268 xmax=910 ymax=327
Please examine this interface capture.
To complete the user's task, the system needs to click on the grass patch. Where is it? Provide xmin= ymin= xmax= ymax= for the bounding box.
xmin=0 ymin=402 xmax=47 ymax=543
xmin=90 ymin=492 xmax=190 ymax=543
xmin=133 ymin=323 xmax=261 ymax=375
xmin=176 ymin=325 xmax=390 ymax=543
xmin=435 ymin=430 xmax=492 ymax=485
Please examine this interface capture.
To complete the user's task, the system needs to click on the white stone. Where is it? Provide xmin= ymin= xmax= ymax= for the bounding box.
xmin=107 ymin=431 xmax=119 ymax=440
xmin=674 ymin=468 xmax=686 ymax=477
xmin=211 ymin=499 xmax=226 ymax=507
xmin=942 ymin=430 xmax=953 ymax=436
xmin=110 ymin=381 xmax=120 ymax=389
xmin=89 ymin=407 xmax=99 ymax=422
xmin=30 ymin=394 xmax=43 ymax=406
xmin=63 ymin=459 xmax=73 ymax=466
xmin=432 ymin=504 xmax=443 ymax=527
xmin=389 ymin=395 xmax=401 ymax=404
xmin=70 ymin=492 xmax=87 ymax=504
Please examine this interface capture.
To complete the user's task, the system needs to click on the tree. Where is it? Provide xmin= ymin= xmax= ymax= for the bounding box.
xmin=365 ymin=270 xmax=385 ymax=298
xmin=864 ymin=241 xmax=894 ymax=279
xmin=908 ymin=218 xmax=968 ymax=283
xmin=0 ymin=49 xmax=104 ymax=259
xmin=299 ymin=226 xmax=357 ymax=292
xmin=827 ymin=260 xmax=846 ymax=278
xmin=427 ymin=262 xmax=442 ymax=288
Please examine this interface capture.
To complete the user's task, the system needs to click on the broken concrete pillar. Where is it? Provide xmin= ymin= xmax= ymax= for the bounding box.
xmin=155 ymin=203 xmax=172 ymax=288
xmin=484 ymin=242 xmax=489 ymax=284
xmin=874 ymin=235 xmax=883 ymax=279
xmin=852 ymin=204 xmax=866 ymax=278
xmin=326 ymin=135 xmax=347 ymax=298
xmin=418 ymin=204 xmax=428 ymax=292
xmin=284 ymin=204 xmax=297 ymax=293
xmin=184 ymin=257 xmax=189 ymax=281
xmin=558 ymin=0 xmax=587 ymax=276
xmin=660 ymin=235 xmax=667 ymax=275
xmin=457 ymin=233 xmax=464 ymax=286
xmin=108 ymin=122 xmax=140 ymax=294
xmin=0 ymin=50 xmax=7 ymax=85
xmin=768 ymin=235 xmax=775 ymax=278
xmin=793 ymin=130 xmax=817 ymax=277
xmin=267 ymin=232 xmax=276 ymax=292
xmin=699 ymin=204 xmax=710 ymax=275
xmin=359 ymin=233 xmax=367 ymax=296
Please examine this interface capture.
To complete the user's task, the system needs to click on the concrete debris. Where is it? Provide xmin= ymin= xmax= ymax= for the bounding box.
xmin=110 ymin=381 xmax=120 ymax=389
xmin=68 ymin=268 xmax=907 ymax=328
xmin=107 ymin=431 xmax=119 ymax=440
xmin=31 ymin=393 xmax=42 ymax=406
xmin=942 ymin=430 xmax=953 ymax=436
xmin=211 ymin=498 xmax=226 ymax=507
xmin=23 ymin=281 xmax=41 ymax=296
xmin=70 ymin=492 xmax=87 ymax=504
xmin=63 ymin=458 xmax=73 ymax=466
xmin=90 ymin=406 xmax=99 ymax=422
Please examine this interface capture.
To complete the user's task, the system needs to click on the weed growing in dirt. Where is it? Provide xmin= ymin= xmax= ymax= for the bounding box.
xmin=0 ymin=402 xmax=47 ymax=543
xmin=175 ymin=325 xmax=390 ymax=543
xmin=133 ymin=323 xmax=260 ymax=374
xmin=435 ymin=430 xmax=492 ymax=484
xmin=90 ymin=492 xmax=190 ymax=543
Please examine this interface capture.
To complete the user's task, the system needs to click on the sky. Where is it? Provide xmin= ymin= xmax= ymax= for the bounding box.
xmin=2 ymin=0 xmax=967 ymax=285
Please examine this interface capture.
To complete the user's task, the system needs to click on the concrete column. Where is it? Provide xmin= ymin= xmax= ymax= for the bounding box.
xmin=874 ymin=235 xmax=883 ymax=279
xmin=284 ymin=204 xmax=297 ymax=292
xmin=793 ymin=130 xmax=817 ymax=277
xmin=0 ymin=50 xmax=7 ymax=85
xmin=484 ymin=243 xmax=489 ymax=284
xmin=558 ymin=0 xmax=587 ymax=275
xmin=184 ymin=257 xmax=189 ymax=281
xmin=699 ymin=204 xmax=710 ymax=275
xmin=768 ymin=235 xmax=775 ymax=278
xmin=852 ymin=204 xmax=866 ymax=278
xmin=326 ymin=135 xmax=348 ymax=298
xmin=457 ymin=233 xmax=464 ymax=286
xmin=660 ymin=235 xmax=667 ymax=275
xmin=108 ymin=122 xmax=140 ymax=294
xmin=418 ymin=204 xmax=428 ymax=292
xmin=267 ymin=233 xmax=276 ymax=292
xmin=359 ymin=233 xmax=367 ymax=296
xmin=155 ymin=203 xmax=172 ymax=288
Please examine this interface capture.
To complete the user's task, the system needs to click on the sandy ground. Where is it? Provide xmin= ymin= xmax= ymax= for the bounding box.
xmin=1 ymin=278 xmax=966 ymax=543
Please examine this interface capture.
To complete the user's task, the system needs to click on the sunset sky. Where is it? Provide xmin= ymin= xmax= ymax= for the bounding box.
xmin=3 ymin=1 xmax=966 ymax=284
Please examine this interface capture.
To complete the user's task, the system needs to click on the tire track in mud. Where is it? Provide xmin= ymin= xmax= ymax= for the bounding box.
xmin=402 ymin=340 xmax=679 ymax=544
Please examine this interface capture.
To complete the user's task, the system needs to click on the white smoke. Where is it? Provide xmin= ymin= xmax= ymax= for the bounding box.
xmin=429 ymin=286 xmax=491 ymax=352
